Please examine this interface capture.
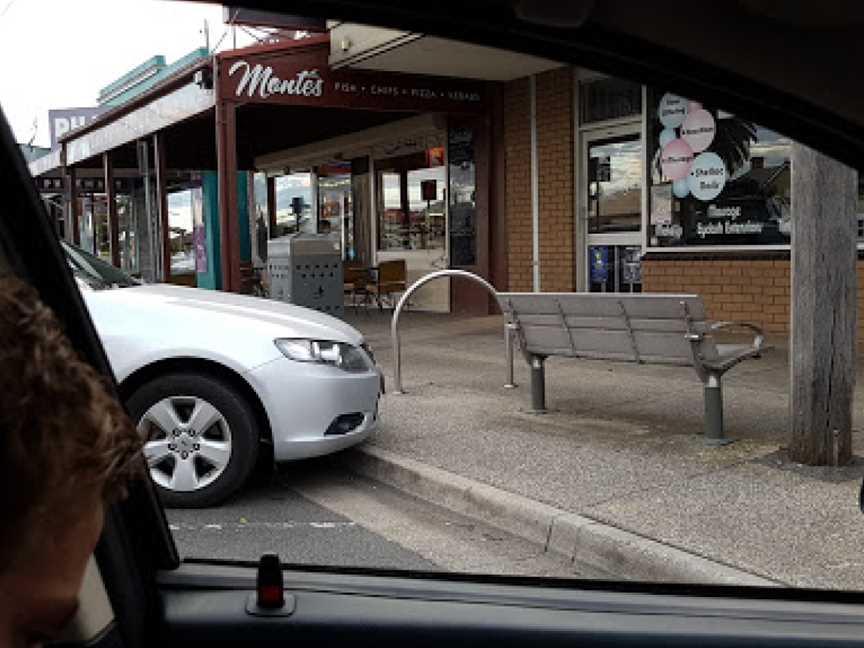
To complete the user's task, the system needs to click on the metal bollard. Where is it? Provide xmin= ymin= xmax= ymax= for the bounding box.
xmin=529 ymin=355 xmax=547 ymax=414
xmin=703 ymin=373 xmax=732 ymax=446
xmin=504 ymin=322 xmax=517 ymax=389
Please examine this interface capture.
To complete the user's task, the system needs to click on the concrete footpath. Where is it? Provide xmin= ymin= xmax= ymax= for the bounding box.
xmin=343 ymin=310 xmax=864 ymax=590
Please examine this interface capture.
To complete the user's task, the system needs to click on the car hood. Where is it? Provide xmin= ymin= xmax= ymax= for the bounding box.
xmin=91 ymin=284 xmax=363 ymax=345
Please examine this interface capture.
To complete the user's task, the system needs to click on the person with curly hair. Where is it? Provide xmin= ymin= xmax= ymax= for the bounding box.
xmin=0 ymin=277 xmax=144 ymax=648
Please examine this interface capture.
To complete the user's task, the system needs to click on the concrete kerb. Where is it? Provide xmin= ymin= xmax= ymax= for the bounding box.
xmin=345 ymin=445 xmax=782 ymax=587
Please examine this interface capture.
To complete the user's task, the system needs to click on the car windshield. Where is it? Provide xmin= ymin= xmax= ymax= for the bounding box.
xmin=5 ymin=1 xmax=864 ymax=595
xmin=63 ymin=241 xmax=139 ymax=290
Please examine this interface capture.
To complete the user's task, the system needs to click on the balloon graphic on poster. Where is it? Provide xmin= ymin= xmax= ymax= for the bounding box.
xmin=687 ymin=152 xmax=727 ymax=201
xmin=688 ymin=100 xmax=703 ymax=112
xmin=658 ymin=127 xmax=676 ymax=148
xmin=658 ymin=93 xmax=689 ymax=128
xmin=672 ymin=178 xmax=690 ymax=198
xmin=660 ymin=138 xmax=694 ymax=181
xmin=680 ymin=109 xmax=716 ymax=152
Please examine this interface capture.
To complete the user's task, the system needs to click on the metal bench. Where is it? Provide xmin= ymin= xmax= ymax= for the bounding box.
xmin=497 ymin=292 xmax=766 ymax=446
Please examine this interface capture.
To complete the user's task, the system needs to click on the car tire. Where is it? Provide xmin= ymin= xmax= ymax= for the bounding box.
xmin=126 ymin=372 xmax=259 ymax=508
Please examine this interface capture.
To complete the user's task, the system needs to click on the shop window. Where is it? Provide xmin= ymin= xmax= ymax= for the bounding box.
xmin=647 ymin=89 xmax=792 ymax=248
xmin=318 ymin=167 xmax=353 ymax=258
xmin=376 ymin=150 xmax=446 ymax=254
xmin=580 ymin=77 xmax=642 ymax=124
xmin=167 ymin=189 xmax=195 ymax=276
xmin=449 ymin=125 xmax=477 ymax=266
xmin=275 ymin=172 xmax=314 ymax=236
xmin=116 ymin=194 xmax=138 ymax=275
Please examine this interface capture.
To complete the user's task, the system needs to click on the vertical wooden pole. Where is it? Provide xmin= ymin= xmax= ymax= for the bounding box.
xmin=103 ymin=152 xmax=120 ymax=267
xmin=154 ymin=132 xmax=171 ymax=283
xmin=266 ymin=175 xmax=277 ymax=238
xmin=789 ymin=144 xmax=858 ymax=465
xmin=216 ymin=100 xmax=241 ymax=292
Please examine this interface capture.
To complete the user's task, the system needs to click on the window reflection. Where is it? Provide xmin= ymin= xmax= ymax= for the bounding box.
xmin=167 ymin=188 xmax=195 ymax=277
xmin=276 ymin=172 xmax=314 ymax=236
xmin=376 ymin=151 xmax=446 ymax=253
xmin=588 ymin=134 xmax=642 ymax=233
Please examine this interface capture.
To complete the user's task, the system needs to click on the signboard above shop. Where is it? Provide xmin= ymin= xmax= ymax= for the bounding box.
xmin=48 ymin=107 xmax=104 ymax=149
xmin=218 ymin=43 xmax=485 ymax=114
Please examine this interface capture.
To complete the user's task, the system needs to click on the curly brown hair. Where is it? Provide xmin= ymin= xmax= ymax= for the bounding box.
xmin=0 ymin=277 xmax=144 ymax=569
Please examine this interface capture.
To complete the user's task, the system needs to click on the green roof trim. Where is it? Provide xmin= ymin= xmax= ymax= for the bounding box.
xmin=98 ymin=48 xmax=210 ymax=108
xmin=99 ymin=55 xmax=166 ymax=101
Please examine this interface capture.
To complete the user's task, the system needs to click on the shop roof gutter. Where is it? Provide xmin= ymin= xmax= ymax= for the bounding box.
xmin=215 ymin=32 xmax=330 ymax=59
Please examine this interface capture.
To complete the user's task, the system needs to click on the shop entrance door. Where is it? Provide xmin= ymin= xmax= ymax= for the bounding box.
xmin=375 ymin=156 xmax=448 ymax=312
xmin=581 ymin=127 xmax=644 ymax=292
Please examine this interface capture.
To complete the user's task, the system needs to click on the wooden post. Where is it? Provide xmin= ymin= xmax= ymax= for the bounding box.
xmin=266 ymin=175 xmax=277 ymax=238
xmin=103 ymin=152 xmax=120 ymax=267
xmin=153 ymin=132 xmax=171 ymax=282
xmin=789 ymin=144 xmax=858 ymax=465
xmin=216 ymin=100 xmax=241 ymax=292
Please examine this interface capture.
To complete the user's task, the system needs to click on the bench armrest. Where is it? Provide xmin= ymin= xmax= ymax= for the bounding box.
xmin=708 ymin=320 xmax=766 ymax=355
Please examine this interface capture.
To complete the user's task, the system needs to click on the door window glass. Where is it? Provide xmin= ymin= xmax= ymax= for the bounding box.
xmin=587 ymin=134 xmax=642 ymax=233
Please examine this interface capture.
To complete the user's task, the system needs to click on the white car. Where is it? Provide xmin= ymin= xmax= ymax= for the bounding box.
xmin=65 ymin=242 xmax=381 ymax=508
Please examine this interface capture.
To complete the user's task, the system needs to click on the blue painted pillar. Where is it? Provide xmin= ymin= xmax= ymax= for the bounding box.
xmin=196 ymin=171 xmax=252 ymax=290
xmin=196 ymin=171 xmax=221 ymax=290
xmin=237 ymin=172 xmax=251 ymax=264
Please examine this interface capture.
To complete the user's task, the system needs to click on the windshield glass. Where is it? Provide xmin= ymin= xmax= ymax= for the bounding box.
xmin=6 ymin=2 xmax=864 ymax=594
xmin=63 ymin=241 xmax=139 ymax=289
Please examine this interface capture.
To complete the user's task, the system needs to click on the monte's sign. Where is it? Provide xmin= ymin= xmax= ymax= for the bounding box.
xmin=229 ymin=61 xmax=325 ymax=99
xmin=219 ymin=45 xmax=485 ymax=113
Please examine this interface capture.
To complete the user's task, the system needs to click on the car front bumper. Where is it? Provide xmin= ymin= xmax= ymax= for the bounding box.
xmin=246 ymin=356 xmax=381 ymax=462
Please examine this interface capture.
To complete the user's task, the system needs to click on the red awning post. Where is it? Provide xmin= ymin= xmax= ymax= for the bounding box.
xmin=216 ymin=98 xmax=241 ymax=292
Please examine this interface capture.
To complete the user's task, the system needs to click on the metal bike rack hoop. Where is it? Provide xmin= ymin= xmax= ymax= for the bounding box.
xmin=391 ymin=269 xmax=506 ymax=394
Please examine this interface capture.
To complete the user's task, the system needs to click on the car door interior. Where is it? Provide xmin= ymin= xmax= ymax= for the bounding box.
xmin=4 ymin=1 xmax=864 ymax=647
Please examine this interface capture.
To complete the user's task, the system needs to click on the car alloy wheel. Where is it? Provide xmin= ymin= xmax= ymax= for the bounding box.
xmin=140 ymin=396 xmax=233 ymax=492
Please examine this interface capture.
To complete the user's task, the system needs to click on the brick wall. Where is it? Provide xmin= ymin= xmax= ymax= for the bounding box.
xmin=644 ymin=258 xmax=864 ymax=342
xmin=642 ymin=259 xmax=789 ymax=334
xmin=503 ymin=77 xmax=533 ymax=292
xmin=536 ymin=68 xmax=575 ymax=292
xmin=502 ymin=68 xmax=575 ymax=292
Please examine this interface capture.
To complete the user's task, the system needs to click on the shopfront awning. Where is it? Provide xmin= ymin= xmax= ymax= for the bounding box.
xmin=29 ymin=59 xmax=215 ymax=176
xmin=328 ymin=24 xmax=561 ymax=80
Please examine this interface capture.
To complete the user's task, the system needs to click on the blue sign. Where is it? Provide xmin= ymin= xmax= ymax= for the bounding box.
xmin=589 ymin=246 xmax=609 ymax=283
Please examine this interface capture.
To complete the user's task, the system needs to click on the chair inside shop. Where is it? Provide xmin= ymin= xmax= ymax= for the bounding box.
xmin=344 ymin=262 xmax=371 ymax=310
xmin=367 ymin=259 xmax=407 ymax=310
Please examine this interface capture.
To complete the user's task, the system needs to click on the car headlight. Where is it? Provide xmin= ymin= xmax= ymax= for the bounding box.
xmin=274 ymin=339 xmax=372 ymax=372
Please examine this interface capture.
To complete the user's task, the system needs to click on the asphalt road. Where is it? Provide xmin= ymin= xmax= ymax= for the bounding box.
xmin=167 ymin=458 xmax=590 ymax=578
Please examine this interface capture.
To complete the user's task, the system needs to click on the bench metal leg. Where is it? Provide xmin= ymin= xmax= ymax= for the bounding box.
xmin=703 ymin=373 xmax=733 ymax=446
xmin=504 ymin=322 xmax=517 ymax=389
xmin=529 ymin=355 xmax=547 ymax=414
